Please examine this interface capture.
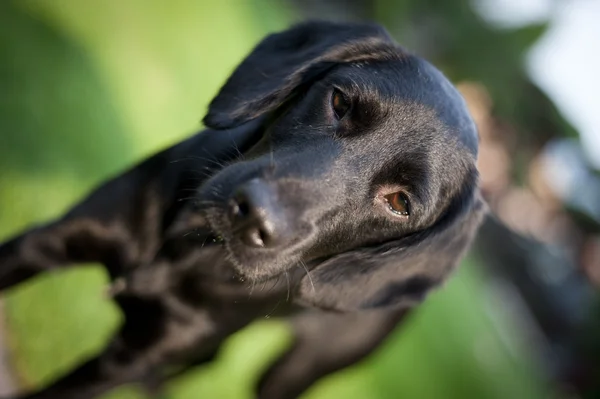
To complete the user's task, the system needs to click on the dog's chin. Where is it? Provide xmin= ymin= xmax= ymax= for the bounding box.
xmin=222 ymin=238 xmax=297 ymax=283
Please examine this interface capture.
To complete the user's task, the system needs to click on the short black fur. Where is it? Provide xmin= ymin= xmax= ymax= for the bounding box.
xmin=0 ymin=20 xmax=485 ymax=399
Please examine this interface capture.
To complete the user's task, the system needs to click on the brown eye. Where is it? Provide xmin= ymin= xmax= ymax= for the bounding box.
xmin=384 ymin=192 xmax=410 ymax=216
xmin=331 ymin=89 xmax=351 ymax=120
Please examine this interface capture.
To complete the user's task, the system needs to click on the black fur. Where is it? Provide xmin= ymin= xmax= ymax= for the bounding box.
xmin=0 ymin=21 xmax=485 ymax=399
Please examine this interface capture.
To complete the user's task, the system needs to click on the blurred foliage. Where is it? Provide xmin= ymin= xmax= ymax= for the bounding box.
xmin=372 ymin=0 xmax=577 ymax=140
xmin=0 ymin=0 xmax=565 ymax=398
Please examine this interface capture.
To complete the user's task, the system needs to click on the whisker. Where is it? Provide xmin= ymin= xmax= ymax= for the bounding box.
xmin=200 ymin=236 xmax=209 ymax=248
xmin=177 ymin=196 xmax=200 ymax=202
xmin=232 ymin=140 xmax=244 ymax=160
xmin=187 ymin=170 xmax=214 ymax=178
xmin=264 ymin=300 xmax=281 ymax=319
xmin=201 ymin=149 xmax=230 ymax=168
xmin=248 ymin=278 xmax=256 ymax=297
xmin=177 ymin=196 xmax=223 ymax=205
xmin=285 ymin=271 xmax=290 ymax=302
xmin=170 ymin=156 xmax=223 ymax=165
xmin=194 ymin=200 xmax=221 ymax=206
xmin=299 ymin=260 xmax=315 ymax=294
xmin=259 ymin=279 xmax=268 ymax=292
xmin=266 ymin=275 xmax=280 ymax=294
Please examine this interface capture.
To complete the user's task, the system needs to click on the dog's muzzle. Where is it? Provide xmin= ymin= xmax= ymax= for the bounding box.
xmin=228 ymin=178 xmax=296 ymax=249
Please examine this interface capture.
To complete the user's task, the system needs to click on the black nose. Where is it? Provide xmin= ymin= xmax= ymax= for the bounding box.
xmin=229 ymin=179 xmax=290 ymax=248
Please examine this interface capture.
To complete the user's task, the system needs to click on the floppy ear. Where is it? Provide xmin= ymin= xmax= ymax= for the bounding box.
xmin=203 ymin=20 xmax=398 ymax=129
xmin=297 ymin=189 xmax=487 ymax=312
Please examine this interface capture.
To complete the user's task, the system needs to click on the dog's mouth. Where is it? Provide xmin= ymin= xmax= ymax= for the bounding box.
xmin=197 ymin=206 xmax=293 ymax=282
xmin=202 ymin=230 xmax=225 ymax=246
xmin=198 ymin=206 xmax=245 ymax=261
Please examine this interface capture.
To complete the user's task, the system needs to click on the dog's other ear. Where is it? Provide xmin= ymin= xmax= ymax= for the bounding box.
xmin=203 ymin=21 xmax=397 ymax=129
xmin=297 ymin=187 xmax=486 ymax=312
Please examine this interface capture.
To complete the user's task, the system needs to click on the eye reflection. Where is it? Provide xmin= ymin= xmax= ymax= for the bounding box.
xmin=331 ymin=89 xmax=351 ymax=120
xmin=383 ymin=192 xmax=410 ymax=216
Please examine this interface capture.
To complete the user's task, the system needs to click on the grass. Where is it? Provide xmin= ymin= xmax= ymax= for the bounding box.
xmin=2 ymin=258 xmax=551 ymax=399
xmin=0 ymin=1 xmax=551 ymax=397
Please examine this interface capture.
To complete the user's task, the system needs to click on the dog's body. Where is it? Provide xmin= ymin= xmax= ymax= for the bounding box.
xmin=0 ymin=21 xmax=484 ymax=399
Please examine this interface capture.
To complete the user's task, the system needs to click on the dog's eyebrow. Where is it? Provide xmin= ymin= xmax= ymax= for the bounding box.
xmin=370 ymin=152 xmax=432 ymax=203
xmin=361 ymin=275 xmax=437 ymax=308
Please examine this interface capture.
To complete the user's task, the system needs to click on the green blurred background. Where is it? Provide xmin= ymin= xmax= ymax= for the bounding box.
xmin=1 ymin=1 xmax=599 ymax=398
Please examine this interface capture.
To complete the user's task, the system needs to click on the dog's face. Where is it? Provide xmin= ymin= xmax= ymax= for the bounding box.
xmin=198 ymin=22 xmax=484 ymax=311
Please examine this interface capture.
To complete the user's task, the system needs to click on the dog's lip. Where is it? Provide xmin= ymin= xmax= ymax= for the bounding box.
xmin=204 ymin=225 xmax=226 ymax=246
xmin=191 ymin=207 xmax=225 ymax=244
xmin=200 ymin=205 xmax=324 ymax=283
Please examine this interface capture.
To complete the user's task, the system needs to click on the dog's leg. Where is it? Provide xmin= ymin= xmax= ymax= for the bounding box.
xmin=0 ymin=216 xmax=137 ymax=290
xmin=0 ymin=135 xmax=196 ymax=291
xmin=257 ymin=308 xmax=410 ymax=399
xmin=14 ymin=345 xmax=219 ymax=399
xmin=14 ymin=341 xmax=153 ymax=399
xmin=0 ymin=155 xmax=174 ymax=291
xmin=0 ymin=122 xmax=266 ymax=291
xmin=12 ymin=295 xmax=221 ymax=399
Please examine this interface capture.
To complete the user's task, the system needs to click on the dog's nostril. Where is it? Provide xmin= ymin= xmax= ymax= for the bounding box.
xmin=231 ymin=190 xmax=252 ymax=220
xmin=258 ymin=228 xmax=268 ymax=245
xmin=243 ymin=227 xmax=266 ymax=248
xmin=238 ymin=228 xmax=266 ymax=248
xmin=229 ymin=179 xmax=291 ymax=249
xmin=229 ymin=197 xmax=249 ymax=221
xmin=237 ymin=200 xmax=250 ymax=218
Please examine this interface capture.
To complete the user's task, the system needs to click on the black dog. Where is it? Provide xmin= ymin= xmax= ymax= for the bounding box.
xmin=0 ymin=21 xmax=485 ymax=399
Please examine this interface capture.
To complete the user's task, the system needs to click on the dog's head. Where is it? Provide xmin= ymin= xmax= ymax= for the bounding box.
xmin=198 ymin=21 xmax=485 ymax=311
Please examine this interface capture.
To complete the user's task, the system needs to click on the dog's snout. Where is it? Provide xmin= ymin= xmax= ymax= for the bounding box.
xmin=229 ymin=179 xmax=290 ymax=248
